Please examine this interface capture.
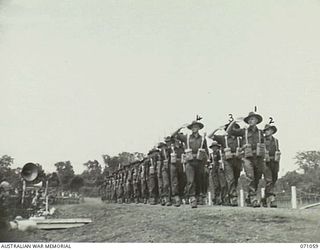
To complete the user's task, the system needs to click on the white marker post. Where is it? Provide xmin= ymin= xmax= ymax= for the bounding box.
xmin=208 ymin=192 xmax=212 ymax=206
xmin=261 ymin=188 xmax=265 ymax=199
xmin=291 ymin=186 xmax=297 ymax=209
xmin=240 ymin=189 xmax=245 ymax=207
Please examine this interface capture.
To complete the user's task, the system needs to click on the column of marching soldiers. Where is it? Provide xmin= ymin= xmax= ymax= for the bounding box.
xmin=100 ymin=110 xmax=281 ymax=209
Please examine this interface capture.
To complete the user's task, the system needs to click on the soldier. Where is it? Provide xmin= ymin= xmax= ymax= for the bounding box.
xmin=132 ymin=161 xmax=142 ymax=204
xmin=117 ymin=168 xmax=125 ymax=204
xmin=209 ymin=122 xmax=243 ymax=206
xmin=111 ymin=175 xmax=117 ymax=203
xmin=158 ymin=140 xmax=172 ymax=206
xmin=208 ymin=141 xmax=227 ymax=205
xmin=170 ymin=136 xmax=186 ymax=207
xmin=122 ymin=166 xmax=128 ymax=203
xmin=156 ymin=142 xmax=166 ymax=206
xmin=140 ymin=158 xmax=149 ymax=204
xmin=148 ymin=148 xmax=159 ymax=205
xmin=227 ymin=111 xmax=265 ymax=207
xmin=126 ymin=163 xmax=135 ymax=203
xmin=172 ymin=118 xmax=208 ymax=208
xmin=263 ymin=123 xmax=281 ymax=207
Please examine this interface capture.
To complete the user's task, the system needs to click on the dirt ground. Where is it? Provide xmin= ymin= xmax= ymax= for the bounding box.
xmin=2 ymin=197 xmax=320 ymax=243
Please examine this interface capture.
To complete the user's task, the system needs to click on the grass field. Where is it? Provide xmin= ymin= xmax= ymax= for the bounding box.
xmin=1 ymin=197 xmax=320 ymax=243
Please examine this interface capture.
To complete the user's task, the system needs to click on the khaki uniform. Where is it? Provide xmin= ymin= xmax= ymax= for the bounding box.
xmin=160 ymin=147 xmax=171 ymax=205
xmin=148 ymin=150 xmax=159 ymax=204
xmin=176 ymin=132 xmax=208 ymax=205
xmin=230 ymin=125 xmax=265 ymax=205
xmin=263 ymin=136 xmax=280 ymax=199
xmin=133 ymin=163 xmax=141 ymax=203
xmin=140 ymin=160 xmax=149 ymax=203
xmin=209 ymin=150 xmax=227 ymax=205
xmin=170 ymin=141 xmax=186 ymax=202
xmin=211 ymin=135 xmax=242 ymax=205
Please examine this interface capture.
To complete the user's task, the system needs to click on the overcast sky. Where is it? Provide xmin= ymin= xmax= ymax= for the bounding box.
xmin=0 ymin=0 xmax=319 ymax=176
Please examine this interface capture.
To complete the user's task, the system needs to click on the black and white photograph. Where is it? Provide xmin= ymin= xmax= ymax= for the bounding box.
xmin=0 ymin=0 xmax=320 ymax=245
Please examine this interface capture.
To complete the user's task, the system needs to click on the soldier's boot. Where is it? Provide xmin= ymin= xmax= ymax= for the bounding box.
xmin=174 ymin=196 xmax=181 ymax=207
xmin=134 ymin=198 xmax=139 ymax=204
xmin=149 ymin=197 xmax=156 ymax=205
xmin=143 ymin=198 xmax=148 ymax=204
xmin=165 ymin=197 xmax=172 ymax=206
xmin=118 ymin=198 xmax=122 ymax=204
xmin=190 ymin=196 xmax=197 ymax=208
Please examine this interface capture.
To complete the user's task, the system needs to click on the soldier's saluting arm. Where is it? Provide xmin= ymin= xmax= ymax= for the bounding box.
xmin=226 ymin=121 xmax=245 ymax=137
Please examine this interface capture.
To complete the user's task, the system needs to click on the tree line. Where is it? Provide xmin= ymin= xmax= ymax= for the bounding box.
xmin=0 ymin=152 xmax=144 ymax=197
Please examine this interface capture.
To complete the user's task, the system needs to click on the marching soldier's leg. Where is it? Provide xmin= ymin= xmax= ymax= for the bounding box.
xmin=185 ymin=160 xmax=197 ymax=208
xmin=125 ymin=182 xmax=129 ymax=204
xmin=137 ymin=180 xmax=141 ymax=203
xmin=121 ymin=184 xmax=125 ymax=203
xmin=113 ymin=186 xmax=117 ymax=203
xmin=162 ymin=161 xmax=172 ymax=206
xmin=181 ymin=164 xmax=188 ymax=204
xmin=243 ymin=157 xmax=257 ymax=206
xmin=157 ymin=163 xmax=164 ymax=206
xmin=178 ymin=162 xmax=186 ymax=200
xmin=271 ymin=161 xmax=279 ymax=207
xmin=224 ymin=159 xmax=236 ymax=206
xmin=218 ymin=167 xmax=228 ymax=205
xmin=170 ymin=162 xmax=180 ymax=207
xmin=263 ymin=162 xmax=273 ymax=206
xmin=142 ymin=178 xmax=149 ymax=204
xmin=251 ymin=156 xmax=264 ymax=207
xmin=111 ymin=186 xmax=115 ymax=203
xmin=148 ymin=171 xmax=157 ymax=205
xmin=204 ymin=167 xmax=209 ymax=195
xmin=140 ymin=178 xmax=145 ymax=203
xmin=130 ymin=182 xmax=134 ymax=203
xmin=255 ymin=156 xmax=264 ymax=194
xmin=264 ymin=160 xmax=279 ymax=207
xmin=212 ymin=166 xmax=221 ymax=205
xmin=196 ymin=162 xmax=205 ymax=205
xmin=117 ymin=185 xmax=121 ymax=204
xmin=272 ymin=161 xmax=279 ymax=183
xmin=133 ymin=180 xmax=138 ymax=204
